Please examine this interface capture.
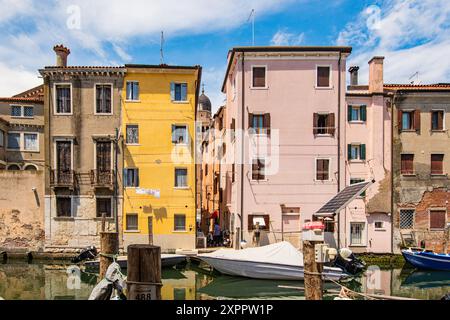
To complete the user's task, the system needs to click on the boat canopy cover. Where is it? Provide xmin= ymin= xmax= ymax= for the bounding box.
xmin=200 ymin=241 xmax=304 ymax=267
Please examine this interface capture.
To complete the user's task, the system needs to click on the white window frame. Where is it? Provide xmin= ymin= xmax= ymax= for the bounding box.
xmin=431 ymin=109 xmax=445 ymax=131
xmin=171 ymin=82 xmax=189 ymax=103
xmin=125 ymin=213 xmax=140 ymax=232
xmin=53 ymin=83 xmax=73 ymax=115
xmin=8 ymin=132 xmax=40 ymax=152
xmin=350 ymin=144 xmax=361 ymax=161
xmin=54 ymin=138 xmax=74 ymax=171
xmin=124 ymin=167 xmax=139 ymax=189
xmin=94 ymin=83 xmax=114 ymax=115
xmin=374 ymin=221 xmax=385 ymax=230
xmin=125 ymin=81 xmax=140 ymax=102
xmin=315 ymin=64 xmax=332 ymax=89
xmin=349 ymin=104 xmax=365 ymax=123
xmin=23 ymin=163 xmax=39 ymax=171
xmin=172 ymin=124 xmax=189 ymax=145
xmin=10 ymin=105 xmax=34 ymax=119
xmin=6 ymin=163 xmax=22 ymax=171
xmin=125 ymin=124 xmax=140 ymax=145
xmin=429 ymin=208 xmax=447 ymax=231
xmin=55 ymin=196 xmax=73 ymax=218
xmin=173 ymin=214 xmax=187 ymax=232
xmin=314 ymin=157 xmax=331 ymax=182
xmin=349 ymin=222 xmax=366 ymax=247
xmin=96 ymin=196 xmax=113 ymax=218
xmin=251 ymin=65 xmax=268 ymax=89
xmin=174 ymin=167 xmax=189 ymax=189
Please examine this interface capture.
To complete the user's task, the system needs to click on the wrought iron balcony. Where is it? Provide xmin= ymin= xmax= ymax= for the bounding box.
xmin=50 ymin=169 xmax=75 ymax=188
xmin=90 ymin=169 xmax=114 ymax=188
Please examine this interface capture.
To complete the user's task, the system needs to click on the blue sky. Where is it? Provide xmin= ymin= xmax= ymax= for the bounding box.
xmin=0 ymin=0 xmax=449 ymax=112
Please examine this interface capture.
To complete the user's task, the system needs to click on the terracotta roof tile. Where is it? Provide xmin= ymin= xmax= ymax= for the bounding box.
xmin=0 ymin=97 xmax=43 ymax=103
xmin=384 ymin=83 xmax=450 ymax=90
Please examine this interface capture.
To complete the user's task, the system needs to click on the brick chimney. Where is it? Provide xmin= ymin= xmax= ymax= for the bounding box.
xmin=348 ymin=66 xmax=359 ymax=86
xmin=368 ymin=56 xmax=384 ymax=94
xmin=53 ymin=44 xmax=70 ymax=67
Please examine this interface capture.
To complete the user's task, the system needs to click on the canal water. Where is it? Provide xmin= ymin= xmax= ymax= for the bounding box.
xmin=0 ymin=261 xmax=449 ymax=300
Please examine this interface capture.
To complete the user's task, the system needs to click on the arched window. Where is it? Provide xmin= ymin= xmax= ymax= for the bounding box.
xmin=7 ymin=164 xmax=21 ymax=171
xmin=24 ymin=164 xmax=38 ymax=171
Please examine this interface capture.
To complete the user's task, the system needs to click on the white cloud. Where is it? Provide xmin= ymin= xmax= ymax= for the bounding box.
xmin=338 ymin=0 xmax=450 ymax=84
xmin=271 ymin=30 xmax=305 ymax=46
xmin=201 ymin=66 xmax=227 ymax=113
xmin=0 ymin=0 xmax=33 ymax=22
xmin=0 ymin=63 xmax=41 ymax=95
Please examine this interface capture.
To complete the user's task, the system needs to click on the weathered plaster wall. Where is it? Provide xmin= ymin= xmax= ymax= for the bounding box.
xmin=0 ymin=171 xmax=44 ymax=251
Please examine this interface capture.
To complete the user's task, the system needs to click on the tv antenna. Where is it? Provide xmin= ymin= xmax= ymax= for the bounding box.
xmin=160 ymin=31 xmax=165 ymax=65
xmin=247 ymin=9 xmax=255 ymax=46
xmin=409 ymin=71 xmax=420 ymax=85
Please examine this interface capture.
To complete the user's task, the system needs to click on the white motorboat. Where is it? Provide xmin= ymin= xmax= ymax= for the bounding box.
xmin=198 ymin=242 xmax=348 ymax=281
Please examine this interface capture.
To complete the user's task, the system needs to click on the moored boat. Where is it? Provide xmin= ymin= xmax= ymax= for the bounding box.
xmin=198 ymin=242 xmax=348 ymax=281
xmin=402 ymin=249 xmax=450 ymax=271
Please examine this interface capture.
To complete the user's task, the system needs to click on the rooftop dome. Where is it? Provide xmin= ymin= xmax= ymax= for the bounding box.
xmin=198 ymin=86 xmax=212 ymax=113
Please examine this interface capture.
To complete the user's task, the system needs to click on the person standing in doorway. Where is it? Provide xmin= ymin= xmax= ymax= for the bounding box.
xmin=253 ymin=222 xmax=261 ymax=247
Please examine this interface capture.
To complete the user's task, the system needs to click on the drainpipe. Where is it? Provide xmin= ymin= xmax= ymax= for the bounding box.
xmin=114 ymin=127 xmax=119 ymax=233
xmin=240 ymin=52 xmax=245 ymax=243
xmin=337 ymin=52 xmax=342 ymax=249
xmin=390 ymin=92 xmax=397 ymax=254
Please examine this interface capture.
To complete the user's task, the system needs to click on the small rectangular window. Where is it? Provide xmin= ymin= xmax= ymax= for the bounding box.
xmin=431 ymin=154 xmax=444 ymax=175
xmin=126 ymin=214 xmax=139 ymax=231
xmin=55 ymin=85 xmax=72 ymax=114
xmin=316 ymin=159 xmax=330 ymax=181
xmin=348 ymin=105 xmax=367 ymax=122
xmin=24 ymin=133 xmax=38 ymax=151
xmin=401 ymin=154 xmax=414 ymax=175
xmin=24 ymin=106 xmax=34 ymax=118
xmin=11 ymin=106 xmax=22 ymax=117
xmin=252 ymin=67 xmax=266 ymax=88
xmin=172 ymin=125 xmax=188 ymax=144
xmin=252 ymin=158 xmax=265 ymax=181
xmin=96 ymin=84 xmax=112 ymax=114
xmin=399 ymin=209 xmax=415 ymax=229
xmin=401 ymin=111 xmax=414 ymax=130
xmin=249 ymin=113 xmax=271 ymax=135
xmin=0 ymin=130 xmax=4 ymax=147
xmin=314 ymin=113 xmax=335 ymax=135
xmin=124 ymin=168 xmax=139 ymax=187
xmin=171 ymin=83 xmax=188 ymax=102
xmin=126 ymin=81 xmax=139 ymax=101
xmin=56 ymin=197 xmax=72 ymax=217
xmin=96 ymin=198 xmax=112 ymax=218
xmin=374 ymin=222 xmax=384 ymax=229
xmin=175 ymin=168 xmax=188 ymax=188
xmin=348 ymin=144 xmax=366 ymax=161
xmin=430 ymin=210 xmax=446 ymax=230
xmin=431 ymin=111 xmax=444 ymax=131
xmin=350 ymin=223 xmax=365 ymax=245
xmin=126 ymin=125 xmax=139 ymax=144
xmin=248 ymin=214 xmax=270 ymax=231
xmin=174 ymin=214 xmax=186 ymax=231
xmin=317 ymin=66 xmax=331 ymax=88
xmin=7 ymin=133 xmax=20 ymax=150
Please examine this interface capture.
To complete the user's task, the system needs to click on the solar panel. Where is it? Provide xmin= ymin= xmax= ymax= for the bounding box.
xmin=315 ymin=181 xmax=372 ymax=215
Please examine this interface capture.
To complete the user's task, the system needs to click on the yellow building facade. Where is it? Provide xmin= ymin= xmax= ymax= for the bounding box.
xmin=122 ymin=65 xmax=201 ymax=251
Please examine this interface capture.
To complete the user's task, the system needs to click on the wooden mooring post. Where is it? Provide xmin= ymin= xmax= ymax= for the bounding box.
xmin=99 ymin=232 xmax=119 ymax=279
xmin=127 ymin=245 xmax=162 ymax=300
xmin=303 ymin=240 xmax=324 ymax=300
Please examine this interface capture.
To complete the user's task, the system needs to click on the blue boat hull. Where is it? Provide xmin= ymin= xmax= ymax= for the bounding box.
xmin=402 ymin=250 xmax=450 ymax=271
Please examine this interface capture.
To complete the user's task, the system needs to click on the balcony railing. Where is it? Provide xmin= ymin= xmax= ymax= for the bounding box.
xmin=90 ymin=169 xmax=114 ymax=187
xmin=50 ymin=169 xmax=75 ymax=187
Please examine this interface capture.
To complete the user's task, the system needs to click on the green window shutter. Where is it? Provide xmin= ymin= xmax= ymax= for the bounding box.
xmin=348 ymin=105 xmax=352 ymax=122
xmin=361 ymin=105 xmax=367 ymax=121
xmin=360 ymin=144 xmax=366 ymax=160
xmin=348 ymin=144 xmax=352 ymax=160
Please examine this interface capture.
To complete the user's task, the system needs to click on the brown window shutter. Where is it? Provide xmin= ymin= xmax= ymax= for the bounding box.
xmin=253 ymin=67 xmax=266 ymax=87
xmin=323 ymin=159 xmax=329 ymax=180
xmin=438 ymin=111 xmax=444 ymax=130
xmin=248 ymin=113 xmax=254 ymax=129
xmin=401 ymin=154 xmax=414 ymax=174
xmin=431 ymin=154 xmax=443 ymax=174
xmin=313 ymin=113 xmax=318 ymax=135
xmin=252 ymin=160 xmax=259 ymax=180
xmin=264 ymin=113 xmax=271 ymax=136
xmin=398 ymin=109 xmax=403 ymax=131
xmin=316 ymin=159 xmax=323 ymax=180
xmin=317 ymin=67 xmax=330 ymax=87
xmin=258 ymin=159 xmax=265 ymax=180
xmin=414 ymin=110 xmax=421 ymax=132
xmin=263 ymin=215 xmax=270 ymax=231
xmin=248 ymin=215 xmax=253 ymax=231
xmin=328 ymin=113 xmax=336 ymax=136
xmin=430 ymin=210 xmax=446 ymax=229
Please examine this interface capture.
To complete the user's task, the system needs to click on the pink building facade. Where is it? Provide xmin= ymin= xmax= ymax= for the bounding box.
xmin=343 ymin=58 xmax=392 ymax=253
xmin=221 ymin=47 xmax=351 ymax=248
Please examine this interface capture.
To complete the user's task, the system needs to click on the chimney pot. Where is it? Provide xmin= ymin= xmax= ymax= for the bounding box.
xmin=53 ymin=44 xmax=71 ymax=67
xmin=349 ymin=66 xmax=359 ymax=86
xmin=368 ymin=56 xmax=384 ymax=94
